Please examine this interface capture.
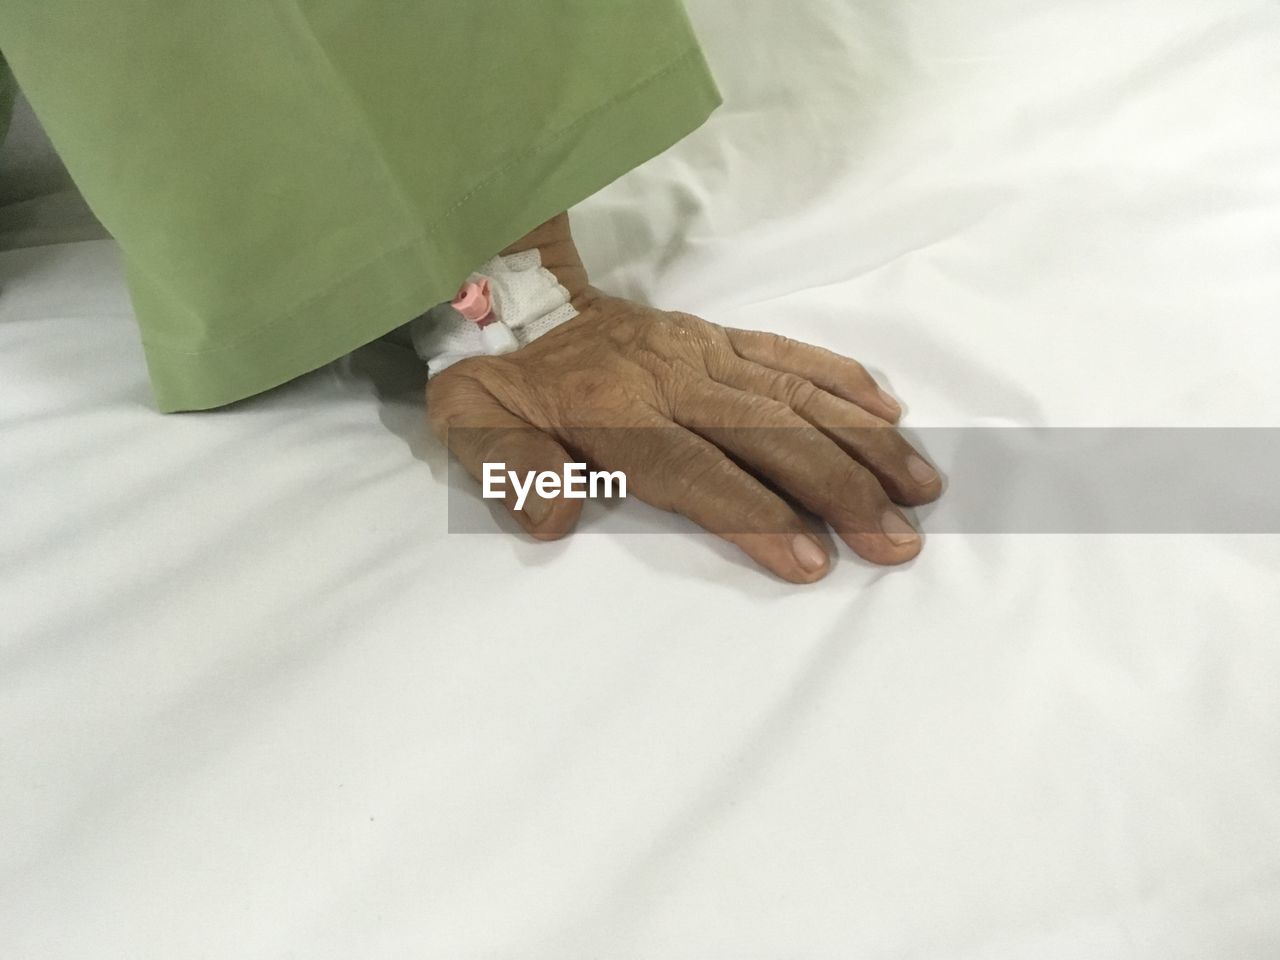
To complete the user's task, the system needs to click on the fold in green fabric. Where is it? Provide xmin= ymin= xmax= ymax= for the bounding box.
xmin=0 ymin=2 xmax=719 ymax=411
xmin=0 ymin=54 xmax=14 ymax=148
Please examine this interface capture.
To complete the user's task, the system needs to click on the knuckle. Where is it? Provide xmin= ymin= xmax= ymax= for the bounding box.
xmin=843 ymin=423 xmax=898 ymax=457
xmin=701 ymin=344 xmax=740 ymax=381
xmin=640 ymin=312 xmax=698 ymax=352
xmin=739 ymin=498 xmax=790 ymax=532
xmin=743 ymin=394 xmax=794 ymax=423
xmin=636 ymin=320 xmax=674 ymax=355
xmin=886 ymin=433 xmax=921 ymax=462
xmin=676 ymin=448 xmax=733 ymax=486
xmin=830 ymin=458 xmax=880 ymax=507
xmin=841 ymin=357 xmax=872 ymax=383
xmin=765 ymin=333 xmax=799 ymax=360
xmin=771 ymin=372 xmax=819 ymax=409
xmin=657 ymin=447 xmax=737 ymax=502
xmin=665 ymin=310 xmax=711 ymax=330
xmin=648 ymin=310 xmax=728 ymax=358
xmin=471 ymin=427 xmax=514 ymax=465
xmin=854 ymin=427 xmax=914 ymax=470
xmin=601 ymin=314 xmax=643 ymax=350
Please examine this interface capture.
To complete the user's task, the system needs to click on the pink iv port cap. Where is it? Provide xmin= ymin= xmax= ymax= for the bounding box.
xmin=452 ymin=279 xmax=494 ymax=323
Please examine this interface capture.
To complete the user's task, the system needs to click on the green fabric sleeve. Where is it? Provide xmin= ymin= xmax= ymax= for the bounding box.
xmin=0 ymin=2 xmax=720 ymax=411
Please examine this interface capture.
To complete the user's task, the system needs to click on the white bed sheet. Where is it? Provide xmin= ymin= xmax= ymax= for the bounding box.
xmin=3 ymin=1 xmax=1280 ymax=956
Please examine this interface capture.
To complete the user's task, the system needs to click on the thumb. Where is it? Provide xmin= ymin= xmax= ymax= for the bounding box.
xmin=427 ymin=375 xmax=583 ymax=540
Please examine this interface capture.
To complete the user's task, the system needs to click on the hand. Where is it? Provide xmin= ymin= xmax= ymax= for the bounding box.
xmin=426 ymin=217 xmax=943 ymax=583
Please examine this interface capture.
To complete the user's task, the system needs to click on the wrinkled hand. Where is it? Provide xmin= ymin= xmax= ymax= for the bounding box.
xmin=427 ymin=289 xmax=944 ymax=583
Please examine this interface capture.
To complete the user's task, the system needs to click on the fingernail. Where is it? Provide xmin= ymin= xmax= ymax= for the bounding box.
xmin=522 ymin=495 xmax=552 ymax=526
xmin=906 ymin=454 xmax=938 ymax=485
xmin=880 ymin=510 xmax=920 ymax=546
xmin=877 ymin=388 xmax=902 ymax=418
xmin=791 ymin=535 xmax=829 ymax=574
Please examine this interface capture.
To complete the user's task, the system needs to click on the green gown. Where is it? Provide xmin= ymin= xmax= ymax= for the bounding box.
xmin=0 ymin=2 xmax=719 ymax=411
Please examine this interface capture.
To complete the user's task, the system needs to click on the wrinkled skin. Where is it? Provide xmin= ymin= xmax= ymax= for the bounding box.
xmin=427 ymin=215 xmax=943 ymax=583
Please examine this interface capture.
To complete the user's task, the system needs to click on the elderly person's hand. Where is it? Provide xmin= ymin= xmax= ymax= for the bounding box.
xmin=426 ymin=215 xmax=943 ymax=583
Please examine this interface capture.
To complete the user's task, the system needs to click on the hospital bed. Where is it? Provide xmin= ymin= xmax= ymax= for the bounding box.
xmin=2 ymin=1 xmax=1278 ymax=955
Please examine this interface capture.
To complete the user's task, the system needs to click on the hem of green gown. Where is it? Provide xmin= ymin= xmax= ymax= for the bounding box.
xmin=143 ymin=46 xmax=721 ymax=413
